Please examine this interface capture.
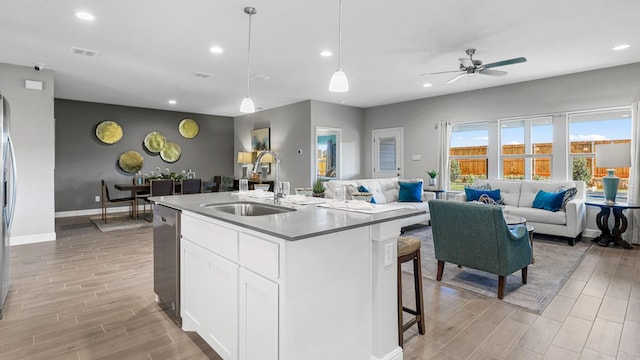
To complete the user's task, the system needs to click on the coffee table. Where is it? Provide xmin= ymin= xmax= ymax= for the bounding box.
xmin=504 ymin=215 xmax=535 ymax=263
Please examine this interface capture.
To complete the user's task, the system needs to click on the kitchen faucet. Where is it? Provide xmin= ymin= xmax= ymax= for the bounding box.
xmin=252 ymin=150 xmax=282 ymax=204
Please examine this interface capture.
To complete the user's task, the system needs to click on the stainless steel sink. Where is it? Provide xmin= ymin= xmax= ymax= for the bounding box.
xmin=201 ymin=201 xmax=296 ymax=216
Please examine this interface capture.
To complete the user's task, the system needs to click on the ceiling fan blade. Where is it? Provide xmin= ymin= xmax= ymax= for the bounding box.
xmin=446 ymin=73 xmax=467 ymax=84
xmin=459 ymin=58 xmax=474 ymax=68
xmin=425 ymin=69 xmax=464 ymax=75
xmin=483 ymin=57 xmax=527 ymax=69
xmin=478 ymin=69 xmax=507 ymax=76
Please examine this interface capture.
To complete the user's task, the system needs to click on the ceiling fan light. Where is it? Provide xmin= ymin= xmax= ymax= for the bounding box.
xmin=329 ymin=69 xmax=349 ymax=92
xmin=240 ymin=97 xmax=255 ymax=113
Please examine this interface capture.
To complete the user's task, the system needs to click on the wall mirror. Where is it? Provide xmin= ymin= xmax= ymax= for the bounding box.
xmin=315 ymin=126 xmax=342 ymax=181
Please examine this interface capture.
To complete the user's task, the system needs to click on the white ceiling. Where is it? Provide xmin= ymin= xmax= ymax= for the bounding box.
xmin=2 ymin=1 xmax=640 ymax=117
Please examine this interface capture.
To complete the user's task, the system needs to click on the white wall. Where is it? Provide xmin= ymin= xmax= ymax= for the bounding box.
xmin=0 ymin=63 xmax=56 ymax=245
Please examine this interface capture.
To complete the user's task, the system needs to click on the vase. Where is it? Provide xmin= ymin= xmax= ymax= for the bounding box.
xmin=429 ymin=178 xmax=437 ymax=188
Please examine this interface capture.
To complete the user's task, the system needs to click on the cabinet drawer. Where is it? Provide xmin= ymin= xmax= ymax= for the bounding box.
xmin=239 ymin=233 xmax=279 ymax=280
xmin=182 ymin=213 xmax=238 ymax=262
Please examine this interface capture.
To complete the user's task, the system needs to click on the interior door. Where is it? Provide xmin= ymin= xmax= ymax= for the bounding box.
xmin=372 ymin=128 xmax=403 ymax=178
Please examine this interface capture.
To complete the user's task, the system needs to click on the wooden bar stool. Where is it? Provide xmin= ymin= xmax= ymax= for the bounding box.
xmin=397 ymin=236 xmax=425 ymax=347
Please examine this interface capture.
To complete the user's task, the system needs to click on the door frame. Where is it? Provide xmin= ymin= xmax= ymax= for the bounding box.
xmin=371 ymin=127 xmax=404 ymax=179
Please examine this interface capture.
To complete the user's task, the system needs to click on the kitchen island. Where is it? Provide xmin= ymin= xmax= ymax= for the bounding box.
xmin=151 ymin=191 xmax=425 ymax=360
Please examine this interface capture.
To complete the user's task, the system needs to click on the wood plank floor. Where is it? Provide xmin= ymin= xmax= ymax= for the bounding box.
xmin=1 ymin=215 xmax=639 ymax=359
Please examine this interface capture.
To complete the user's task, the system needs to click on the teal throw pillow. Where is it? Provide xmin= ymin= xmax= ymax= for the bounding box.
xmin=358 ymin=185 xmax=376 ymax=204
xmin=398 ymin=181 xmax=423 ymax=202
xmin=532 ymin=189 xmax=566 ymax=212
xmin=464 ymin=187 xmax=501 ymax=203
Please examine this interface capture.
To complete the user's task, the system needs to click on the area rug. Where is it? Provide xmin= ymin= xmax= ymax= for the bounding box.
xmin=89 ymin=215 xmax=152 ymax=232
xmin=402 ymin=226 xmax=593 ymax=314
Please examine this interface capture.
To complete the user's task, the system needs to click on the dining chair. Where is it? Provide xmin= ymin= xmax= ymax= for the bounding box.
xmin=101 ymin=180 xmax=135 ymax=223
xmin=181 ymin=178 xmax=203 ymax=194
xmin=142 ymin=179 xmax=175 ymax=221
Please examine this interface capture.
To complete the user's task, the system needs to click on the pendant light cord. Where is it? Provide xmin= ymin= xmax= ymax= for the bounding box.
xmin=337 ymin=0 xmax=342 ymax=70
xmin=246 ymin=11 xmax=253 ymax=97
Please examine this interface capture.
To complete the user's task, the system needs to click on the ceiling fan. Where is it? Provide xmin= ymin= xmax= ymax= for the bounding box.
xmin=428 ymin=49 xmax=527 ymax=84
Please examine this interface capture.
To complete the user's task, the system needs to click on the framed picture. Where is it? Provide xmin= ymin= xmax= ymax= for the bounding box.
xmin=251 ymin=128 xmax=270 ymax=151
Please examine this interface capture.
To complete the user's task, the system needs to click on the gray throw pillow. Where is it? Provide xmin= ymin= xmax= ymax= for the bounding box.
xmin=557 ymin=186 xmax=577 ymax=211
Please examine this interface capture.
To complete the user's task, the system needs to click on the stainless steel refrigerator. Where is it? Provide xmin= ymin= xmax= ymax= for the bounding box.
xmin=0 ymin=93 xmax=17 ymax=319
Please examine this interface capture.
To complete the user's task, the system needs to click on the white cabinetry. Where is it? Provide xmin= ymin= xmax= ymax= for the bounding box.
xmin=239 ymin=268 xmax=278 ymax=360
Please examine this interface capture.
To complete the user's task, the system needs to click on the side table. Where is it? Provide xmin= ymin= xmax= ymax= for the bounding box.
xmin=424 ymin=189 xmax=446 ymax=200
xmin=585 ymin=201 xmax=639 ymax=249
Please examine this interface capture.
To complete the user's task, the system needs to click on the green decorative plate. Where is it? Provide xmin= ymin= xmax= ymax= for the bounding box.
xmin=118 ymin=151 xmax=144 ymax=173
xmin=179 ymin=118 xmax=199 ymax=138
xmin=144 ymin=131 xmax=166 ymax=153
xmin=96 ymin=120 xmax=123 ymax=144
xmin=160 ymin=142 xmax=181 ymax=163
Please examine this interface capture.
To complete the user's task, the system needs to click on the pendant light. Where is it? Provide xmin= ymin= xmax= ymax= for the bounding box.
xmin=240 ymin=6 xmax=257 ymax=113
xmin=329 ymin=0 xmax=349 ymax=92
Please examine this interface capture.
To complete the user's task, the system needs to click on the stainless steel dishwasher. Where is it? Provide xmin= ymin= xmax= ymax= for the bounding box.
xmin=153 ymin=203 xmax=181 ymax=324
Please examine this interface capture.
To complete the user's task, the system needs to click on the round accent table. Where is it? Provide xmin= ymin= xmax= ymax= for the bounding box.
xmin=585 ymin=201 xmax=640 ymax=249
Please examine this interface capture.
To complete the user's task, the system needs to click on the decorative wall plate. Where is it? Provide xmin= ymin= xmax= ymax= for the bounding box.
xmin=118 ymin=151 xmax=144 ymax=173
xmin=144 ymin=131 xmax=166 ymax=153
xmin=95 ymin=120 xmax=123 ymax=144
xmin=160 ymin=142 xmax=181 ymax=163
xmin=179 ymin=118 xmax=199 ymax=138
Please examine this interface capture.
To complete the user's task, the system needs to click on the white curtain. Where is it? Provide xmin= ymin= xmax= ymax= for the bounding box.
xmin=628 ymin=102 xmax=640 ymax=245
xmin=436 ymin=122 xmax=452 ymax=190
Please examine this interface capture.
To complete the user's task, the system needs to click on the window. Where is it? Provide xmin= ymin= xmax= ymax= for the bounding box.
xmin=500 ymin=117 xmax=553 ymax=181
xmin=569 ymin=108 xmax=632 ymax=196
xmin=447 ymin=106 xmax=632 ymax=195
xmin=449 ymin=122 xmax=488 ymax=190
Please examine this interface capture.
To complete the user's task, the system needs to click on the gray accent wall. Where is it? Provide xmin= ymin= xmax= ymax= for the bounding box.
xmin=55 ymin=99 xmax=234 ymax=212
xmin=0 ymin=63 xmax=56 ymax=244
xmin=234 ymin=100 xmax=365 ymax=189
xmin=363 ymin=62 xmax=640 ymax=180
xmin=310 ymin=100 xmax=365 ymax=180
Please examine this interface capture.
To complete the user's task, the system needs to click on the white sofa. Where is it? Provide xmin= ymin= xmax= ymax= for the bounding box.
xmin=453 ymin=179 xmax=586 ymax=245
xmin=323 ymin=178 xmax=435 ymax=228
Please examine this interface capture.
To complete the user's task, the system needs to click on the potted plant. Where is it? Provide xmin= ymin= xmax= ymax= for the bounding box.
xmin=312 ymin=179 xmax=325 ymax=197
xmin=426 ymin=170 xmax=438 ymax=187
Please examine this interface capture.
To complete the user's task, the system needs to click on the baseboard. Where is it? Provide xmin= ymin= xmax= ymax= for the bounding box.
xmin=371 ymin=347 xmax=403 ymax=360
xmin=56 ymin=205 xmax=146 ymax=218
xmin=582 ymin=229 xmax=599 ymax=239
xmin=10 ymin=232 xmax=56 ymax=246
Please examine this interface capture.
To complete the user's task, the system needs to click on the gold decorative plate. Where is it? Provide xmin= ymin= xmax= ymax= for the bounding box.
xmin=160 ymin=142 xmax=181 ymax=163
xmin=118 ymin=151 xmax=144 ymax=173
xmin=179 ymin=118 xmax=199 ymax=138
xmin=144 ymin=131 xmax=166 ymax=153
xmin=96 ymin=121 xmax=123 ymax=144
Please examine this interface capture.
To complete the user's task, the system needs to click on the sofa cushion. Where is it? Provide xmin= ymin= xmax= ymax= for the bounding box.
xmin=558 ymin=186 xmax=577 ymax=211
xmin=475 ymin=180 xmax=522 ymax=206
xmin=355 ymin=179 xmax=389 ymax=204
xmin=464 ymin=187 xmax=501 ymax=202
xmin=506 ymin=206 xmax=567 ymax=225
xmin=398 ymin=180 xmax=423 ymax=202
xmin=532 ymin=189 xmax=566 ymax=212
xmin=519 ymin=181 xmax=577 ymax=208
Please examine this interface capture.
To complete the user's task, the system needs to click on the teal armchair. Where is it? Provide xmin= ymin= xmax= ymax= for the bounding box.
xmin=428 ymin=199 xmax=532 ymax=299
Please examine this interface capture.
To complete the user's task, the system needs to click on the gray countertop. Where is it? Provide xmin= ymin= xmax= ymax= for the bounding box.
xmin=150 ymin=192 xmax=425 ymax=241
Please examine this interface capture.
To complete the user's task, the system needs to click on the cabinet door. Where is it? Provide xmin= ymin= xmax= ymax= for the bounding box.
xmin=206 ymin=251 xmax=239 ymax=359
xmin=239 ymin=269 xmax=278 ymax=360
xmin=181 ymin=239 xmax=208 ymax=334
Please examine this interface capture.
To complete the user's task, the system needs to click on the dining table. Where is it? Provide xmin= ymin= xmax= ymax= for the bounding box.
xmin=114 ymin=183 xmax=182 ymax=219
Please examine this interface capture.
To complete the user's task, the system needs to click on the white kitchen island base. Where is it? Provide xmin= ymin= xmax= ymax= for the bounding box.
xmin=180 ymin=210 xmax=404 ymax=360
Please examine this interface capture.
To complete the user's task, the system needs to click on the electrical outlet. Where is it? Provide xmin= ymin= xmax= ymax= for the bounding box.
xmin=384 ymin=243 xmax=393 ymax=266
xmin=95 ymin=195 xmax=100 ymax=202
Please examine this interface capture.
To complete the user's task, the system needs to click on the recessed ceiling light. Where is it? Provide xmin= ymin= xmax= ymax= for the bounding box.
xmin=74 ymin=11 xmax=95 ymax=21
xmin=168 ymin=100 xmax=177 ymax=105
xmin=320 ymin=50 xmax=333 ymax=57
xmin=210 ymin=46 xmax=224 ymax=54
xmin=612 ymin=44 xmax=630 ymax=51
xmin=423 ymin=83 xmax=433 ymax=88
